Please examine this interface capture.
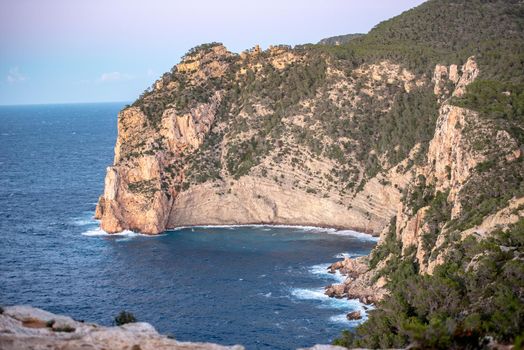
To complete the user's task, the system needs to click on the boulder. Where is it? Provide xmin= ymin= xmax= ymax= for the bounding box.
xmin=324 ymin=284 xmax=346 ymax=298
xmin=346 ymin=311 xmax=362 ymax=321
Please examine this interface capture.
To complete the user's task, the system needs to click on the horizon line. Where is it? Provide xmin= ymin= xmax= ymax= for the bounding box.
xmin=0 ymin=100 xmax=132 ymax=107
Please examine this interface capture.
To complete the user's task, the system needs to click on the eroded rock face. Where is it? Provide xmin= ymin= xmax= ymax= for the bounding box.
xmin=96 ymin=90 xmax=223 ymax=234
xmin=387 ymin=56 xmax=522 ymax=273
xmin=97 ymin=157 xmax=173 ymax=234
xmin=325 ymin=257 xmax=387 ymax=305
xmin=96 ymin=45 xmax=423 ymax=235
xmin=426 ymin=105 xmax=484 ymax=205
xmin=393 ymin=59 xmax=486 ymax=271
xmin=433 ymin=56 xmax=479 ymax=100
xmin=169 ymin=176 xmax=396 ymax=234
xmin=0 ymin=305 xmax=244 ymax=350
xmin=96 ymin=47 xmax=512 ymax=253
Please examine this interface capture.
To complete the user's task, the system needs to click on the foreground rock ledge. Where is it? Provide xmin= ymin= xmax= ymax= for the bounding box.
xmin=0 ymin=305 xmax=244 ymax=350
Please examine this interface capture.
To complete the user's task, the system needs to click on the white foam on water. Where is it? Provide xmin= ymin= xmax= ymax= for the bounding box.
xmin=291 ymin=262 xmax=374 ymax=324
xmin=170 ymin=224 xmax=378 ymax=242
xmin=81 ymin=227 xmax=165 ymax=238
xmin=309 ymin=264 xmax=345 ymax=283
xmin=309 ymin=263 xmax=332 ymax=276
xmin=333 ymin=252 xmax=367 ymax=259
xmin=70 ymin=208 xmax=107 ymax=225
xmin=323 ymin=229 xmax=379 ymax=242
xmin=329 ymin=313 xmax=365 ymax=325
xmin=72 ymin=218 xmax=97 ymax=226
xmin=290 ymin=288 xmax=357 ymax=310
xmin=74 ymin=211 xmax=166 ymax=238
xmin=81 ymin=227 xmax=139 ymax=237
xmin=70 ymin=212 xmax=98 ymax=227
xmin=290 ymin=287 xmax=327 ymax=301
xmin=329 ymin=313 xmax=350 ymax=324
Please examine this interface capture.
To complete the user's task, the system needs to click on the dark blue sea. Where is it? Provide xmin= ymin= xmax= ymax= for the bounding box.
xmin=0 ymin=103 xmax=377 ymax=349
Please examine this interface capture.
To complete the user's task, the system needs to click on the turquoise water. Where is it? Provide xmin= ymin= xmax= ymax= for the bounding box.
xmin=0 ymin=103 xmax=377 ymax=349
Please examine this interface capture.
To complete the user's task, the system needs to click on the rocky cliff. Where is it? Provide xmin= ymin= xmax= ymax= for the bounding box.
xmin=96 ymin=44 xmax=425 ymax=235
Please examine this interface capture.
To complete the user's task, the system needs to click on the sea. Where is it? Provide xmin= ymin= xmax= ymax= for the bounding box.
xmin=0 ymin=102 xmax=377 ymax=349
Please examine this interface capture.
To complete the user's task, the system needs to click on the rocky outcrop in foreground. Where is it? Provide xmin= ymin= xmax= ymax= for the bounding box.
xmin=0 ymin=305 xmax=243 ymax=350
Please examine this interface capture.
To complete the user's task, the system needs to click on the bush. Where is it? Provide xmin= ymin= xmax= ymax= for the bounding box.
xmin=114 ymin=311 xmax=137 ymax=326
xmin=53 ymin=325 xmax=76 ymax=333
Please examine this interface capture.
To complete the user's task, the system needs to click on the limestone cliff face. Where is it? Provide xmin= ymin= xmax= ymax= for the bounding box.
xmin=96 ymin=43 xmax=424 ymax=235
xmin=380 ymin=57 xmax=523 ymax=274
xmin=95 ymin=93 xmax=223 ymax=234
xmin=169 ymin=175 xmax=400 ymax=233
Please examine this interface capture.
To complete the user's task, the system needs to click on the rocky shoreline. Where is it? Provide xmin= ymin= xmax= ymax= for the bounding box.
xmin=324 ymin=256 xmax=387 ymax=320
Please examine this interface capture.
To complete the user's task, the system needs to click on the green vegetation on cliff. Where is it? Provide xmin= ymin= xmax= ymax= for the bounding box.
xmin=329 ymin=0 xmax=524 ymax=348
xmin=335 ymin=219 xmax=524 ymax=349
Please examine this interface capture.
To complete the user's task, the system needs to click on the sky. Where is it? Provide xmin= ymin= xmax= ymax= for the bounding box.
xmin=0 ymin=0 xmax=426 ymax=105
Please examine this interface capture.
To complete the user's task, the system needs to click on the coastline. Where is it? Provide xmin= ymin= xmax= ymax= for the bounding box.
xmin=84 ymin=213 xmax=381 ymax=241
xmin=168 ymin=221 xmax=379 ymax=237
xmin=169 ymin=223 xmax=379 ymax=241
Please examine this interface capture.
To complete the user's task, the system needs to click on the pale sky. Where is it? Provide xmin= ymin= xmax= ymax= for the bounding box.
xmin=0 ymin=0 xmax=427 ymax=105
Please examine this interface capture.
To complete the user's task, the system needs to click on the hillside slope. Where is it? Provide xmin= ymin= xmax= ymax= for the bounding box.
xmin=95 ymin=42 xmax=427 ymax=234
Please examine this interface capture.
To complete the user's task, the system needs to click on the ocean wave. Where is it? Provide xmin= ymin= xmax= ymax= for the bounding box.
xmin=81 ymin=227 xmax=165 ymax=238
xmin=69 ymin=211 xmax=100 ymax=226
xmin=70 ymin=212 xmax=98 ymax=227
xmin=323 ymin=229 xmax=379 ymax=242
xmin=72 ymin=218 xmax=97 ymax=226
xmin=291 ymin=287 xmax=366 ymax=310
xmin=290 ymin=285 xmax=371 ymax=325
xmin=329 ymin=313 xmax=366 ymax=325
xmin=309 ymin=263 xmax=345 ymax=283
xmin=333 ymin=252 xmax=366 ymax=259
xmin=81 ymin=227 xmax=139 ymax=237
xmin=291 ymin=287 xmax=330 ymax=301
